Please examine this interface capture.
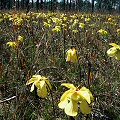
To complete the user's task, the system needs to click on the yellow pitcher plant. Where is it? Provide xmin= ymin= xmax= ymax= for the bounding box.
xmin=107 ymin=43 xmax=120 ymax=60
xmin=26 ymin=75 xmax=52 ymax=98
xmin=58 ymin=83 xmax=94 ymax=116
xmin=7 ymin=35 xmax=23 ymax=49
xmin=7 ymin=42 xmax=17 ymax=49
xmin=66 ymin=48 xmax=78 ymax=63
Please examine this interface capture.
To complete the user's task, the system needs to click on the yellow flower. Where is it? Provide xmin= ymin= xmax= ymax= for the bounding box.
xmin=52 ymin=26 xmax=61 ymax=32
xmin=7 ymin=42 xmax=17 ymax=49
xmin=52 ymin=17 xmax=62 ymax=24
xmin=98 ymin=29 xmax=108 ymax=36
xmin=32 ymin=21 xmax=38 ymax=25
xmin=63 ymin=17 xmax=67 ymax=21
xmin=43 ymin=22 xmax=51 ymax=28
xmin=117 ymin=28 xmax=120 ymax=36
xmin=108 ymin=17 xmax=112 ymax=21
xmin=117 ymin=28 xmax=120 ymax=33
xmin=26 ymin=75 xmax=52 ymax=98
xmin=72 ymin=30 xmax=78 ymax=33
xmin=79 ymin=23 xmax=85 ymax=28
xmin=85 ymin=18 xmax=91 ymax=23
xmin=58 ymin=83 xmax=93 ymax=116
xmin=107 ymin=43 xmax=120 ymax=60
xmin=18 ymin=35 xmax=23 ymax=42
xmin=66 ymin=48 xmax=78 ymax=63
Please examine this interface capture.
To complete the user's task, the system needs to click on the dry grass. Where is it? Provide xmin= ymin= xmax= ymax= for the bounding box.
xmin=0 ymin=10 xmax=120 ymax=120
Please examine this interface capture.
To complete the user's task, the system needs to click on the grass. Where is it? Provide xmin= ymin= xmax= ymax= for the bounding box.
xmin=0 ymin=10 xmax=120 ymax=120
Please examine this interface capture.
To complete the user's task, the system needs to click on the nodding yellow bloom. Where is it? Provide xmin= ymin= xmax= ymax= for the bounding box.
xmin=72 ymin=30 xmax=78 ymax=33
xmin=79 ymin=23 xmax=85 ymax=28
xmin=107 ymin=43 xmax=120 ymax=60
xmin=52 ymin=26 xmax=61 ymax=32
xmin=98 ymin=29 xmax=108 ymax=36
xmin=66 ymin=48 xmax=78 ymax=63
xmin=18 ymin=35 xmax=23 ymax=42
xmin=108 ymin=17 xmax=112 ymax=21
xmin=26 ymin=75 xmax=52 ymax=98
xmin=43 ymin=22 xmax=51 ymax=28
xmin=117 ymin=28 xmax=120 ymax=36
xmin=117 ymin=28 xmax=120 ymax=33
xmin=63 ymin=17 xmax=67 ymax=21
xmin=85 ymin=18 xmax=90 ymax=23
xmin=58 ymin=83 xmax=93 ymax=116
xmin=7 ymin=42 xmax=17 ymax=49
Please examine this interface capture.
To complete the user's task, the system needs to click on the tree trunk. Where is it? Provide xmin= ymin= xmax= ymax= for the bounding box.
xmin=26 ymin=0 xmax=30 ymax=13
xmin=77 ymin=0 xmax=80 ymax=11
xmin=21 ymin=0 xmax=25 ymax=9
xmin=91 ymin=0 xmax=94 ymax=13
xmin=119 ymin=0 xmax=120 ymax=13
xmin=36 ymin=0 xmax=39 ymax=11
xmin=40 ymin=0 xmax=43 ymax=10
xmin=63 ymin=0 xmax=65 ymax=10
xmin=66 ymin=0 xmax=69 ymax=11
xmin=1 ymin=0 xmax=6 ymax=9
xmin=98 ymin=0 xmax=102 ymax=12
xmin=18 ymin=0 xmax=20 ymax=9
xmin=8 ymin=0 xmax=11 ymax=9
xmin=69 ymin=0 xmax=71 ymax=10
xmin=32 ymin=0 xmax=34 ymax=8
xmin=53 ymin=0 xmax=57 ymax=11
xmin=14 ymin=0 xmax=16 ymax=6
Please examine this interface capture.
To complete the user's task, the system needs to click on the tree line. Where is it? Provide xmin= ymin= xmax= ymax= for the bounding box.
xmin=0 ymin=0 xmax=120 ymax=13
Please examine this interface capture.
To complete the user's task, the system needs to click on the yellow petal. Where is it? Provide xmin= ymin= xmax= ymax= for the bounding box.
xmin=7 ymin=42 xmax=17 ymax=49
xmin=26 ymin=75 xmax=41 ymax=85
xmin=107 ymin=47 xmax=117 ymax=57
xmin=78 ymin=91 xmax=90 ymax=104
xmin=41 ymin=76 xmax=48 ymax=80
xmin=37 ymin=84 xmax=48 ymax=98
xmin=115 ymin=50 xmax=120 ymax=60
xmin=30 ymin=83 xmax=35 ymax=92
xmin=39 ymin=80 xmax=45 ymax=89
xmin=78 ymin=87 xmax=93 ymax=104
xmin=109 ymin=43 xmax=120 ymax=49
xmin=60 ymin=89 xmax=73 ymax=101
xmin=71 ymin=49 xmax=78 ymax=63
xmin=34 ymin=80 xmax=41 ymax=89
xmin=66 ymin=54 xmax=71 ymax=62
xmin=65 ymin=100 xmax=78 ymax=116
xmin=61 ymin=83 xmax=76 ymax=89
xmin=66 ymin=49 xmax=72 ymax=62
xmin=71 ymin=92 xmax=81 ymax=101
xmin=66 ymin=49 xmax=78 ymax=63
xmin=18 ymin=35 xmax=23 ymax=42
xmin=80 ymin=100 xmax=91 ymax=114
xmin=58 ymin=98 xmax=68 ymax=109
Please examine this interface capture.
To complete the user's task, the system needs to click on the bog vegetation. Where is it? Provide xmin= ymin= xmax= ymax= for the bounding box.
xmin=0 ymin=10 xmax=120 ymax=120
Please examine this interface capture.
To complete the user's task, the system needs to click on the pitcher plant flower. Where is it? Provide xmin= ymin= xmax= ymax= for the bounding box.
xmin=7 ymin=36 xmax=23 ymax=49
xmin=58 ymin=83 xmax=94 ymax=116
xmin=52 ymin=26 xmax=61 ymax=32
xmin=117 ymin=28 xmax=120 ymax=36
xmin=107 ymin=43 xmax=120 ymax=60
xmin=66 ymin=47 xmax=78 ymax=63
xmin=98 ymin=29 xmax=108 ymax=36
xmin=79 ymin=23 xmax=85 ymax=28
xmin=26 ymin=75 xmax=52 ymax=98
xmin=7 ymin=42 xmax=17 ymax=49
xmin=17 ymin=35 xmax=23 ymax=42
